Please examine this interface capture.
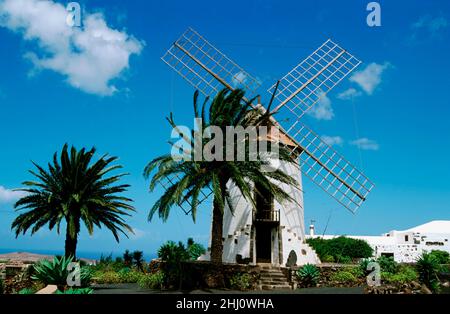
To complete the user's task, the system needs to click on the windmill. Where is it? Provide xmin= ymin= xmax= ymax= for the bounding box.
xmin=160 ymin=28 xmax=374 ymax=266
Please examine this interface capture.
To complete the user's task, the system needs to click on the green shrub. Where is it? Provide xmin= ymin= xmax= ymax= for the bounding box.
xmin=307 ymin=237 xmax=373 ymax=262
xmin=118 ymin=269 xmax=143 ymax=283
xmin=229 ymin=273 xmax=252 ymax=291
xmin=377 ymin=256 xmax=398 ymax=274
xmin=138 ymin=271 xmax=164 ymax=290
xmin=336 ymin=255 xmax=353 ymax=264
xmin=330 ymin=271 xmax=357 ymax=284
xmin=0 ymin=278 xmax=4 ymax=294
xmin=18 ymin=288 xmax=36 ymax=295
xmin=416 ymin=252 xmax=440 ymax=293
xmin=381 ymin=266 xmax=418 ymax=285
xmin=430 ymin=250 xmax=450 ymax=265
xmin=297 ymin=264 xmax=320 ymax=287
xmin=321 ymin=255 xmax=335 ymax=263
xmin=158 ymin=241 xmax=189 ymax=288
xmin=32 ymin=256 xmax=92 ymax=289
xmin=56 ymin=288 xmax=93 ymax=294
xmin=358 ymin=258 xmax=376 ymax=276
xmin=187 ymin=238 xmax=206 ymax=261
xmin=93 ymin=271 xmax=121 ymax=284
xmin=343 ymin=266 xmax=364 ymax=278
xmin=94 ymin=254 xmax=126 ymax=272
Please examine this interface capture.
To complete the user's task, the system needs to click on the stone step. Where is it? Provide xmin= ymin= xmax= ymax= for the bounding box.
xmin=258 ymin=266 xmax=291 ymax=291
xmin=260 ymin=270 xmax=285 ymax=274
xmin=260 ymin=281 xmax=290 ymax=286
xmin=259 ymin=271 xmax=284 ymax=276
xmin=259 ymin=280 xmax=289 ymax=285
xmin=261 ymin=284 xmax=292 ymax=290
xmin=260 ymin=277 xmax=287 ymax=281
xmin=260 ymin=275 xmax=286 ymax=280
xmin=259 ymin=266 xmax=282 ymax=270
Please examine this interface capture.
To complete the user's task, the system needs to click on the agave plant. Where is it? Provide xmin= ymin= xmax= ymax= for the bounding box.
xmin=32 ymin=256 xmax=92 ymax=290
xmin=297 ymin=264 xmax=320 ymax=287
xmin=18 ymin=288 xmax=36 ymax=295
xmin=55 ymin=288 xmax=94 ymax=294
xmin=416 ymin=252 xmax=441 ymax=293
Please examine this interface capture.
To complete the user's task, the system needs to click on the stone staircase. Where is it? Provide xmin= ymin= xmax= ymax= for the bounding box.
xmin=258 ymin=265 xmax=292 ymax=290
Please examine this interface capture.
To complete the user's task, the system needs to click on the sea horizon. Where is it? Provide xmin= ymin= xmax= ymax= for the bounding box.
xmin=0 ymin=248 xmax=157 ymax=261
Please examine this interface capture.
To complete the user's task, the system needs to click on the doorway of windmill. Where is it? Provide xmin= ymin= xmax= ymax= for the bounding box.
xmin=256 ymin=224 xmax=272 ymax=263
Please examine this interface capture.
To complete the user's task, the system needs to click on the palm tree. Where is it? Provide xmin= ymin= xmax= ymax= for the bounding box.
xmin=11 ymin=144 xmax=135 ymax=258
xmin=144 ymin=88 xmax=298 ymax=264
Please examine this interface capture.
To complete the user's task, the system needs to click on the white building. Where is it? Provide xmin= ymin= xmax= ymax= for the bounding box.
xmin=309 ymin=221 xmax=450 ymax=263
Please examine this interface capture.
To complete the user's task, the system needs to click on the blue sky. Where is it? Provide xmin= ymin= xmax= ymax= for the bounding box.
xmin=0 ymin=0 xmax=449 ymax=258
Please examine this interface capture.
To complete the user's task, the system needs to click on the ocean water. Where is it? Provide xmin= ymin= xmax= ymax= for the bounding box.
xmin=0 ymin=248 xmax=157 ymax=261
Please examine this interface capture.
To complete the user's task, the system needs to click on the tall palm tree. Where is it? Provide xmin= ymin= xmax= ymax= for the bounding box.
xmin=144 ymin=88 xmax=299 ymax=264
xmin=11 ymin=144 xmax=135 ymax=258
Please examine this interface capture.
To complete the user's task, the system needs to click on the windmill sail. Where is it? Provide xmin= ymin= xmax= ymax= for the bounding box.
xmin=285 ymin=121 xmax=374 ymax=213
xmin=162 ymin=28 xmax=374 ymax=213
xmin=158 ymin=172 xmax=213 ymax=215
xmin=268 ymin=39 xmax=361 ymax=117
xmin=266 ymin=39 xmax=373 ymax=212
xmin=162 ymin=27 xmax=261 ymax=100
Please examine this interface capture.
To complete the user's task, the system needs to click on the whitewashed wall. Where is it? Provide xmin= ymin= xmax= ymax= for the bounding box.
xmin=310 ymin=230 xmax=450 ymax=264
xmin=201 ymin=159 xmax=320 ymax=266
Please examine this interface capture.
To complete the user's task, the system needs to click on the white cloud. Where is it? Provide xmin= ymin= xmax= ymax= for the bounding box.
xmin=412 ymin=15 xmax=448 ymax=38
xmin=130 ymin=228 xmax=146 ymax=240
xmin=0 ymin=0 xmax=144 ymax=96
xmin=350 ymin=138 xmax=379 ymax=151
xmin=0 ymin=186 xmax=26 ymax=203
xmin=321 ymin=135 xmax=344 ymax=147
xmin=337 ymin=88 xmax=362 ymax=100
xmin=308 ymin=92 xmax=334 ymax=120
xmin=349 ymin=62 xmax=391 ymax=95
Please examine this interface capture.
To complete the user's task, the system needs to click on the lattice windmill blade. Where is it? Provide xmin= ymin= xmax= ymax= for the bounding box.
xmin=285 ymin=121 xmax=374 ymax=213
xmin=159 ymin=27 xmax=261 ymax=213
xmin=158 ymin=172 xmax=214 ymax=215
xmin=162 ymin=27 xmax=261 ymax=100
xmin=268 ymin=39 xmax=362 ymax=117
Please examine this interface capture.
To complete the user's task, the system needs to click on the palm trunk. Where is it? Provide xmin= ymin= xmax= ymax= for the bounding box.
xmin=210 ymin=198 xmax=224 ymax=264
xmin=210 ymin=177 xmax=227 ymax=265
xmin=65 ymin=217 xmax=79 ymax=259
xmin=65 ymin=228 xmax=78 ymax=259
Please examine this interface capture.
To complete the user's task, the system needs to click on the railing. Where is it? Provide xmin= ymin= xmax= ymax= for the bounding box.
xmin=254 ymin=210 xmax=280 ymax=223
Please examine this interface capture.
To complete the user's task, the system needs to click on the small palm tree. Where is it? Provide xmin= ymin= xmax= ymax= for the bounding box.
xmin=132 ymin=250 xmax=144 ymax=271
xmin=123 ymin=249 xmax=133 ymax=266
xmin=11 ymin=144 xmax=135 ymax=258
xmin=416 ymin=252 xmax=441 ymax=293
xmin=144 ymin=88 xmax=298 ymax=264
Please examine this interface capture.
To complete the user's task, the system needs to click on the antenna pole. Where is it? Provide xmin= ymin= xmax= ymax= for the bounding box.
xmin=268 ymin=80 xmax=280 ymax=112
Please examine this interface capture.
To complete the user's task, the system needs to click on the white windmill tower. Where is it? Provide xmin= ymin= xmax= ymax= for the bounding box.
xmin=160 ymin=28 xmax=374 ymax=266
